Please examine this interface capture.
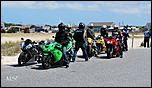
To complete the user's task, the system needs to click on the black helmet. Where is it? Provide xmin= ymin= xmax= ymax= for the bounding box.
xmin=79 ymin=22 xmax=85 ymax=29
xmin=58 ymin=22 xmax=65 ymax=31
xmin=108 ymin=36 xmax=113 ymax=39
xmin=114 ymin=27 xmax=118 ymax=29
xmin=114 ymin=26 xmax=119 ymax=31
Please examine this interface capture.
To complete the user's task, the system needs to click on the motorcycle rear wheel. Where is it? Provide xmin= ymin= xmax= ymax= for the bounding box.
xmin=120 ymin=50 xmax=123 ymax=58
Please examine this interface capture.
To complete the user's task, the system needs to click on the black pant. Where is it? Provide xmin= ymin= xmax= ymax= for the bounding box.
xmin=123 ymin=39 xmax=128 ymax=50
xmin=72 ymin=42 xmax=89 ymax=61
xmin=144 ymin=37 xmax=150 ymax=48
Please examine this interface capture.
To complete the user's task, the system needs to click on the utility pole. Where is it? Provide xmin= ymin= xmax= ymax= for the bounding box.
xmin=131 ymin=28 xmax=134 ymax=48
xmin=122 ymin=20 xmax=124 ymax=26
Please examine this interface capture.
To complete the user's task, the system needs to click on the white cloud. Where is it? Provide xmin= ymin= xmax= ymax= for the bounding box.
xmin=64 ymin=3 xmax=100 ymax=11
xmin=1 ymin=1 xmax=151 ymax=14
xmin=110 ymin=8 xmax=141 ymax=14
xmin=1 ymin=1 xmax=62 ymax=9
xmin=1 ymin=1 xmax=36 ymax=8
xmin=96 ymin=1 xmax=151 ymax=15
xmin=1 ymin=1 xmax=100 ymax=11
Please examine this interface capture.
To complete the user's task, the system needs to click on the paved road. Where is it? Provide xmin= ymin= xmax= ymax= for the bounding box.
xmin=1 ymin=48 xmax=151 ymax=87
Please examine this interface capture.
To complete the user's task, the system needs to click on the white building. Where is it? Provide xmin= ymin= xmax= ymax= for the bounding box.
xmin=1 ymin=22 xmax=5 ymax=29
xmin=42 ymin=25 xmax=51 ymax=31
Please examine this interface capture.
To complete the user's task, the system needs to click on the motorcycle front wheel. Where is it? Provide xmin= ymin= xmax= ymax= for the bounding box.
xmin=18 ymin=52 xmax=29 ymax=66
xmin=107 ymin=47 xmax=113 ymax=59
xmin=42 ymin=55 xmax=52 ymax=69
xmin=87 ymin=45 xmax=93 ymax=57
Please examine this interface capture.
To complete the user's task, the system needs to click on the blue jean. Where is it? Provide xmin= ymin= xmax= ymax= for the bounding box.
xmin=72 ymin=42 xmax=89 ymax=61
xmin=62 ymin=46 xmax=69 ymax=64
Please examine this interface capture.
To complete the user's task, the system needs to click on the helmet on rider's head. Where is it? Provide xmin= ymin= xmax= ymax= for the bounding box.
xmin=100 ymin=25 xmax=107 ymax=31
xmin=66 ymin=24 xmax=72 ymax=29
xmin=58 ymin=22 xmax=65 ymax=32
xmin=114 ymin=25 xmax=119 ymax=31
xmin=102 ymin=25 xmax=107 ymax=29
xmin=108 ymin=36 xmax=113 ymax=39
xmin=88 ymin=23 xmax=94 ymax=29
xmin=79 ymin=22 xmax=85 ymax=29
xmin=125 ymin=25 xmax=129 ymax=28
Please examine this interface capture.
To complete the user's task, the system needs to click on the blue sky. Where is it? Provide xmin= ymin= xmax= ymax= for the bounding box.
xmin=1 ymin=1 xmax=151 ymax=26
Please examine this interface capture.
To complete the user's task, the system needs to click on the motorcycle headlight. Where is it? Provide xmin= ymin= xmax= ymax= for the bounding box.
xmin=107 ymin=41 xmax=113 ymax=44
xmin=88 ymin=40 xmax=92 ymax=43
xmin=47 ymin=49 xmax=51 ymax=51
xmin=20 ymin=42 xmax=25 ymax=49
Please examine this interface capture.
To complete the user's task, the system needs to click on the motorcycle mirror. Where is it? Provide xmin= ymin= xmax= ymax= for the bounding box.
xmin=21 ymin=38 xmax=24 ymax=40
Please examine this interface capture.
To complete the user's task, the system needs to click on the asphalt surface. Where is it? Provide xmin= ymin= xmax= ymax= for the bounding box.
xmin=1 ymin=48 xmax=151 ymax=87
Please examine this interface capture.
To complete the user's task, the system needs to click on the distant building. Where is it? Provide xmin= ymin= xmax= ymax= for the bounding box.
xmin=51 ymin=28 xmax=59 ymax=33
xmin=42 ymin=25 xmax=51 ymax=31
xmin=29 ymin=28 xmax=35 ymax=33
xmin=1 ymin=22 xmax=5 ymax=29
xmin=88 ymin=22 xmax=116 ymax=32
xmin=9 ymin=26 xmax=22 ymax=31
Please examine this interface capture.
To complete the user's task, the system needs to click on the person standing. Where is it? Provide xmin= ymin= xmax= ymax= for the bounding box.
xmin=100 ymin=25 xmax=108 ymax=39
xmin=122 ymin=26 xmax=130 ymax=51
xmin=72 ymin=22 xmax=89 ymax=62
xmin=87 ymin=23 xmax=98 ymax=57
xmin=144 ymin=29 xmax=151 ymax=48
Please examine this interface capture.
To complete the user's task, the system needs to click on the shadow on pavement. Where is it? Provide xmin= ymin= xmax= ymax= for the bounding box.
xmin=31 ymin=64 xmax=67 ymax=70
xmin=77 ymin=55 xmax=85 ymax=58
xmin=8 ymin=62 xmax=37 ymax=67
xmin=76 ymin=60 xmax=86 ymax=62
xmin=98 ymin=56 xmax=110 ymax=59
xmin=30 ymin=64 xmax=46 ymax=70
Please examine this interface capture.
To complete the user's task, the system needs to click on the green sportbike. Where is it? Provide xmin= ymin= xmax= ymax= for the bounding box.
xmin=41 ymin=39 xmax=76 ymax=69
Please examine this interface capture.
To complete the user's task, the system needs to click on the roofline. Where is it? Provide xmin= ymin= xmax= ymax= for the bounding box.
xmin=89 ymin=22 xmax=114 ymax=23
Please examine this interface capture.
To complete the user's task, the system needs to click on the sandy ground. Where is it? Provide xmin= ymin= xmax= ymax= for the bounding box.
xmin=1 ymin=34 xmax=151 ymax=65
xmin=1 ymin=33 xmax=56 ymax=44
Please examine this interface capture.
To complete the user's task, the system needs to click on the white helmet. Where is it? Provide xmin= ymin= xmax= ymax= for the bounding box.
xmin=90 ymin=23 xmax=94 ymax=26
xmin=67 ymin=24 xmax=72 ymax=28
xmin=88 ymin=23 xmax=94 ymax=27
xmin=114 ymin=25 xmax=119 ymax=28
xmin=102 ymin=25 xmax=107 ymax=28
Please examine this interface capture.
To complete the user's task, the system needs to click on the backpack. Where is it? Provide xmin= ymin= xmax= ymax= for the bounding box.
xmin=144 ymin=31 xmax=150 ymax=38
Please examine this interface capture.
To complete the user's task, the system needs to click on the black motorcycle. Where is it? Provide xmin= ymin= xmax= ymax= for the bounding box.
xmin=18 ymin=38 xmax=43 ymax=66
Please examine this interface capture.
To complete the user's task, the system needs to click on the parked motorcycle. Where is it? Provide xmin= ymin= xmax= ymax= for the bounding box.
xmin=86 ymin=37 xmax=96 ymax=57
xmin=41 ymin=40 xmax=74 ymax=69
xmin=18 ymin=38 xmax=43 ymax=66
xmin=95 ymin=35 xmax=107 ymax=54
xmin=105 ymin=36 xmax=123 ymax=59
